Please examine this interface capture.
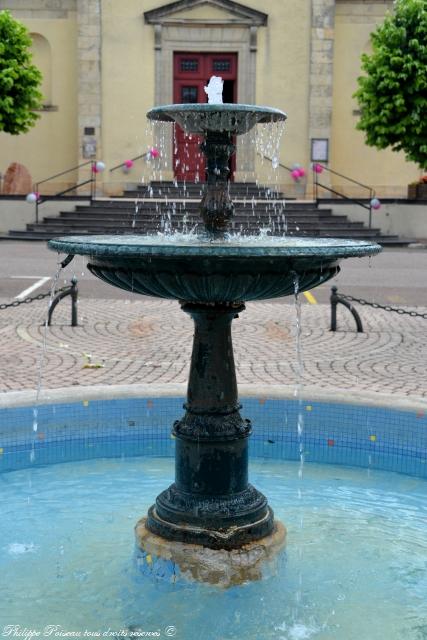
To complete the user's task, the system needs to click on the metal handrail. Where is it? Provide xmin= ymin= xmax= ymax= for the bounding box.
xmin=33 ymin=161 xmax=98 ymax=224
xmin=260 ymin=152 xmax=377 ymax=228
xmin=109 ymin=152 xmax=151 ymax=174
xmin=313 ymin=165 xmax=376 ymax=229
xmin=35 ymin=161 xmax=93 ymax=187
xmin=315 ymin=183 xmax=370 ymax=211
xmin=257 ymin=152 xmax=293 ymax=175
xmin=314 ymin=163 xmax=374 ymax=197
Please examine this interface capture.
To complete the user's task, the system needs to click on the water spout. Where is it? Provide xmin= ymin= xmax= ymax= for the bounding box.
xmin=204 ymin=76 xmax=224 ymax=104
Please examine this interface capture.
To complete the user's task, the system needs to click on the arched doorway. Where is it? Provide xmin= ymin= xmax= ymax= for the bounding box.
xmin=144 ymin=0 xmax=268 ymax=181
xmin=173 ymin=52 xmax=237 ymax=182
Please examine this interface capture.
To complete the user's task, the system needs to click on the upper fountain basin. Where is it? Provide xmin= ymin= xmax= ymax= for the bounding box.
xmin=48 ymin=235 xmax=381 ymax=303
xmin=146 ymin=104 xmax=287 ymax=135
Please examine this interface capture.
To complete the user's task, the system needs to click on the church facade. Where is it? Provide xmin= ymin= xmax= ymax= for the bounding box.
xmin=0 ymin=0 xmax=419 ymax=197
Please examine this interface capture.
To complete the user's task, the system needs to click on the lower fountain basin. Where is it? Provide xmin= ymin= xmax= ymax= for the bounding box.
xmin=1 ymin=455 xmax=426 ymax=637
xmin=1 ymin=389 xmax=426 ymax=636
xmin=48 ymin=235 xmax=381 ymax=303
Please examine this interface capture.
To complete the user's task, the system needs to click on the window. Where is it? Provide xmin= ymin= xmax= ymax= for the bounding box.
xmin=181 ymin=59 xmax=198 ymax=72
xmin=181 ymin=86 xmax=198 ymax=103
xmin=213 ymin=59 xmax=231 ymax=72
xmin=30 ymin=33 xmax=52 ymax=105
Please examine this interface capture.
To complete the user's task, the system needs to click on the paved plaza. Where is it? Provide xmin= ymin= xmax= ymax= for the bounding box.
xmin=0 ymin=294 xmax=426 ymax=398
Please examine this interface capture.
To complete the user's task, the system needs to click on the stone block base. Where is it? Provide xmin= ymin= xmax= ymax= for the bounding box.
xmin=134 ymin=517 xmax=286 ymax=588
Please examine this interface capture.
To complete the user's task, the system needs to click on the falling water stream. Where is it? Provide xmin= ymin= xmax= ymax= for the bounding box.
xmin=148 ymin=114 xmax=287 ymax=236
xmin=291 ymin=272 xmax=307 ymax=631
xmin=31 ymin=258 xmax=64 ymax=457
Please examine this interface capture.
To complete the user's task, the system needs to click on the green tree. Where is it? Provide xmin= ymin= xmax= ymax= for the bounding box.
xmin=354 ymin=0 xmax=427 ymax=170
xmin=0 ymin=10 xmax=43 ymax=135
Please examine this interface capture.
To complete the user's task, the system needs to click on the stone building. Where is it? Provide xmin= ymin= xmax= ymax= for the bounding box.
xmin=0 ymin=0 xmax=420 ymax=197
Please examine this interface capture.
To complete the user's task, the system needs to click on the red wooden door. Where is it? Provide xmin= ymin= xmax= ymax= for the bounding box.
xmin=173 ymin=52 xmax=237 ymax=182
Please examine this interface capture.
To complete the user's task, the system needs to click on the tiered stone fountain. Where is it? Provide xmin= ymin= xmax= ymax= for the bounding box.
xmin=49 ymin=80 xmax=381 ymax=585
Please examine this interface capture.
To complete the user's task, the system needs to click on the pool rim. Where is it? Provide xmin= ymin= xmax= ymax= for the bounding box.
xmin=1 ymin=383 xmax=426 ymax=412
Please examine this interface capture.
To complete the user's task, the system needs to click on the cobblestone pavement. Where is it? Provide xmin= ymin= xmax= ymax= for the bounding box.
xmin=0 ymin=295 xmax=426 ymax=398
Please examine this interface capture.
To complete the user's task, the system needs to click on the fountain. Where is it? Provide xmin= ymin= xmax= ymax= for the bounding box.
xmin=48 ymin=83 xmax=381 ymax=585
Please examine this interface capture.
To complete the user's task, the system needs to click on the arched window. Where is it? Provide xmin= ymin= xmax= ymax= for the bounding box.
xmin=30 ymin=33 xmax=52 ymax=106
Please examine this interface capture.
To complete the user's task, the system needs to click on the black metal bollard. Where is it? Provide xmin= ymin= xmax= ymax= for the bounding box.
xmin=330 ymin=286 xmax=363 ymax=333
xmin=47 ymin=277 xmax=78 ymax=327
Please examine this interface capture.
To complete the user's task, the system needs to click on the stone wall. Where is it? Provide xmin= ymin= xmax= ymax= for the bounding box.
xmin=5 ymin=0 xmax=76 ymax=19
xmin=321 ymin=202 xmax=427 ymax=241
xmin=0 ymin=0 xmax=421 ymax=195
xmin=0 ymin=199 xmax=89 ymax=234
xmin=309 ymin=0 xmax=335 ymax=148
xmin=0 ymin=2 xmax=78 ymax=184
xmin=331 ymin=0 xmax=419 ymax=195
xmin=76 ymin=0 xmax=102 ymax=181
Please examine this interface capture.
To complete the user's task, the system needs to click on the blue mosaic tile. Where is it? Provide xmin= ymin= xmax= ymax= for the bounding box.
xmin=0 ymin=396 xmax=425 ymax=477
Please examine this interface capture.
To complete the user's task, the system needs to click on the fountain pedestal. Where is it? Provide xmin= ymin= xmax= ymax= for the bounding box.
xmin=146 ymin=302 xmax=276 ymax=550
xmin=135 ymin=516 xmax=286 ymax=587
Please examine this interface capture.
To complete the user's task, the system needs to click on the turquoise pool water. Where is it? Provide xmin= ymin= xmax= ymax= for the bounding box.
xmin=1 ymin=456 xmax=426 ymax=639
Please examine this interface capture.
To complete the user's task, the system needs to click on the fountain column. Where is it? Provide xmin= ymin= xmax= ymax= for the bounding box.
xmin=199 ymin=132 xmax=235 ymax=235
xmin=145 ymin=301 xmax=275 ymax=550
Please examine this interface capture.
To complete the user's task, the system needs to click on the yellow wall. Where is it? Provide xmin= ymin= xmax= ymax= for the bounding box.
xmin=101 ymin=0 xmax=157 ymax=190
xmin=0 ymin=1 xmax=420 ymax=197
xmin=169 ymin=4 xmax=238 ymax=20
xmin=0 ymin=14 xmax=78 ymax=191
xmin=253 ymin=0 xmax=310 ymax=187
xmin=332 ymin=3 xmax=419 ymax=197
xmin=101 ymin=0 xmax=311 ymax=191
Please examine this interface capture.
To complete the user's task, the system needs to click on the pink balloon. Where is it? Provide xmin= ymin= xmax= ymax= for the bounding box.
xmin=150 ymin=147 xmax=160 ymax=158
xmin=313 ymin=163 xmax=323 ymax=174
xmin=291 ymin=169 xmax=300 ymax=181
xmin=370 ymin=198 xmax=381 ymax=210
xmin=124 ymin=159 xmax=134 ymax=169
xmin=297 ymin=167 xmax=306 ymax=178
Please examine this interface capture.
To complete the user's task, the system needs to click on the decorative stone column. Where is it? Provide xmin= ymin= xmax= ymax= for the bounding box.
xmin=308 ymin=0 xmax=336 ymax=191
xmin=76 ymin=0 xmax=102 ymax=184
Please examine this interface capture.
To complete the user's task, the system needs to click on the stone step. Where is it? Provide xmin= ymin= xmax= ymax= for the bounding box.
xmin=54 ymin=212 xmax=352 ymax=224
xmin=3 ymin=180 xmax=409 ymax=246
xmin=125 ymin=181 xmax=286 ymax=198
xmin=43 ymin=211 xmax=366 ymax=225
xmin=75 ymin=202 xmax=329 ymax=214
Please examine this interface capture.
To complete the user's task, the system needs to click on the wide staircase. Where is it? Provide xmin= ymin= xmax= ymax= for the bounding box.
xmin=6 ymin=181 xmax=402 ymax=243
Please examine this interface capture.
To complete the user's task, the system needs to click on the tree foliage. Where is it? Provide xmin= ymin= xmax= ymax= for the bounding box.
xmin=0 ymin=10 xmax=43 ymax=135
xmin=354 ymin=0 xmax=427 ymax=169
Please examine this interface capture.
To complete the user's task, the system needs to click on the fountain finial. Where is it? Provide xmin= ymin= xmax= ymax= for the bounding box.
xmin=204 ymin=76 xmax=224 ymax=104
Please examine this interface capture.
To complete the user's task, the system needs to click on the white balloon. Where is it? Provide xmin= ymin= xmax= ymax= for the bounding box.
xmin=95 ymin=161 xmax=105 ymax=172
xmin=26 ymin=193 xmax=37 ymax=203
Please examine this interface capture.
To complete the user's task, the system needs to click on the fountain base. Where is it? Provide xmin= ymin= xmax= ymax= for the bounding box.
xmin=135 ymin=517 xmax=286 ymax=587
